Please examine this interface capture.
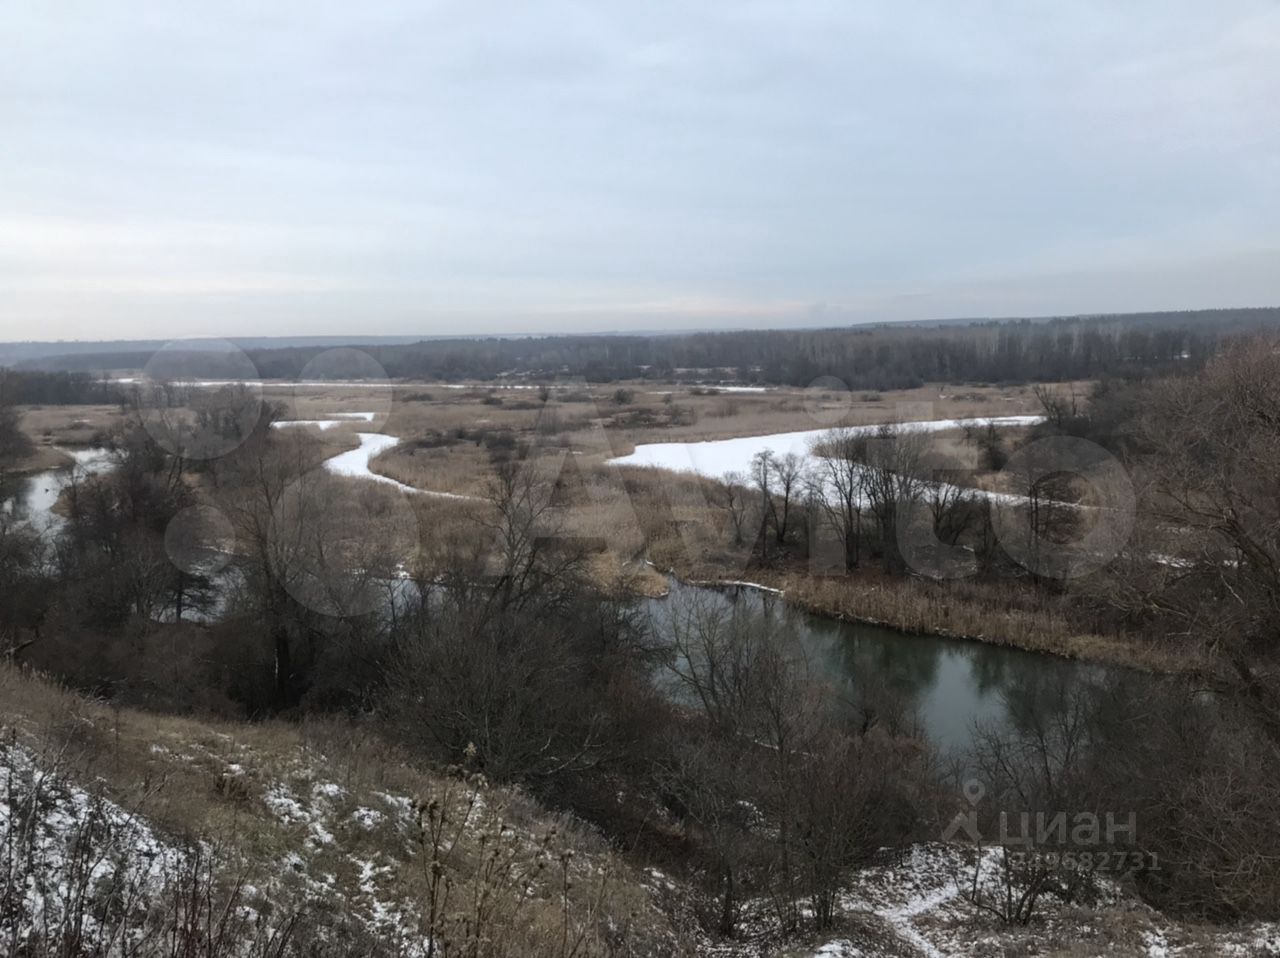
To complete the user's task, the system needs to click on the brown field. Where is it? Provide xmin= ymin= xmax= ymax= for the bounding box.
xmin=331 ymin=380 xmax=1116 ymax=654
xmin=354 ymin=379 xmax=1063 ymax=493
xmin=11 ymin=378 xmax=1138 ymax=665
xmin=605 ymin=380 xmax=1050 ymax=449
xmin=14 ymin=403 xmax=122 ymax=448
xmin=3 ymin=444 xmax=75 ymax=475
xmin=361 ymin=378 xmax=1154 ymax=668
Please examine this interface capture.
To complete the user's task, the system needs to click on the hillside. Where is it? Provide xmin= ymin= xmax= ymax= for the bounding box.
xmin=4 ymin=665 xmax=1280 ymax=957
xmin=0 ymin=665 xmax=687 ymax=956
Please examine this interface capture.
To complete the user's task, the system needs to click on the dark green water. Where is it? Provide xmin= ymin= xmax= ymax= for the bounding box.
xmin=645 ymin=578 xmax=1109 ymax=755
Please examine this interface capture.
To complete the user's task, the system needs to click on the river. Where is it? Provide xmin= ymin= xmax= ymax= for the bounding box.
xmin=0 ymin=448 xmax=115 ymax=535
xmin=1 ymin=441 xmax=1116 ymax=757
xmin=646 ymin=578 xmax=1113 ymax=756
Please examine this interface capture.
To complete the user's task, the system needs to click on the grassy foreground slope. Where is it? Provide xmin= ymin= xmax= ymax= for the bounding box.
xmin=5 ymin=663 xmax=1280 ymax=957
xmin=0 ymin=665 xmax=687 ymax=957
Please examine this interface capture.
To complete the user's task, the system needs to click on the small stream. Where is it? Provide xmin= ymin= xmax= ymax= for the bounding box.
xmin=0 ymin=448 xmax=115 ymax=535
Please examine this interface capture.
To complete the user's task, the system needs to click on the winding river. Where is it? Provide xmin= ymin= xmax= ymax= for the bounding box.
xmin=1 ymin=430 xmax=1119 ymax=756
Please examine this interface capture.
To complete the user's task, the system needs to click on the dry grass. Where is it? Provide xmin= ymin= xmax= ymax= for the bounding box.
xmin=384 ymin=393 xmax=546 ymax=438
xmin=0 ymin=663 xmax=686 ymax=956
xmin=285 ymin=380 xmax=1048 ymax=498
xmin=396 ymin=461 xmax=671 ymax=597
xmin=1 ymin=443 xmax=75 ymax=476
xmin=603 ymin=381 xmax=1050 ymax=452
xmin=271 ymin=421 xmax=364 ymax=460
xmin=766 ymin=573 xmax=1197 ymax=674
xmin=921 ymin=428 xmax=984 ymax=471
xmin=344 ymin=380 xmax=1045 ymax=463
xmin=44 ymin=380 xmax=1148 ymax=671
xmin=372 ymin=440 xmax=495 ymax=496
xmin=15 ymin=403 xmax=122 ymax=449
xmin=588 ymin=464 xmax=1194 ymax=672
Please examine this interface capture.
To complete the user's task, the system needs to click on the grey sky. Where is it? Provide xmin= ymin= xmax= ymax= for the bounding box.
xmin=2 ymin=1 xmax=1277 ymax=340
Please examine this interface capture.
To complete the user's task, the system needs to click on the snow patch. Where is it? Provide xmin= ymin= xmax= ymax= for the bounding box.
xmin=0 ymin=742 xmax=188 ymax=949
xmin=321 ymin=432 xmax=478 ymax=500
xmin=272 ymin=411 xmax=376 ymax=430
xmin=608 ymin=416 xmax=1043 ymax=481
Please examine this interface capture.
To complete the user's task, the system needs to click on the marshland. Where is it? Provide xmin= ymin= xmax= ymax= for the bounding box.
xmin=4 ymin=314 xmax=1280 ymax=956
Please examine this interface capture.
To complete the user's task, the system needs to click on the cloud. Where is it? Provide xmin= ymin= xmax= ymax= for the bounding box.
xmin=1 ymin=1 xmax=1277 ymax=338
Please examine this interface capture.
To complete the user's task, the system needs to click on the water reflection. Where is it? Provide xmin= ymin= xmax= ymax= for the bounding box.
xmin=645 ymin=578 xmax=1112 ymax=756
xmin=0 ymin=448 xmax=114 ymax=535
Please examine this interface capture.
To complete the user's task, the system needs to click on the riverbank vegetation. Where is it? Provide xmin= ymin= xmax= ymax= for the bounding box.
xmin=5 ymin=332 xmax=1280 ymax=953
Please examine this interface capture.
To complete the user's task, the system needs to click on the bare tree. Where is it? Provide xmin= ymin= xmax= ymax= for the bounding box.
xmin=963 ymin=673 xmax=1122 ymax=926
xmin=0 ymin=522 xmax=45 ymax=659
xmin=720 ymin=471 xmax=751 ymax=547
xmin=750 ymin=450 xmax=776 ymax=563
xmin=388 ymin=448 xmax=648 ymax=783
xmin=655 ymin=735 xmax=760 ymax=936
xmin=1116 ymin=338 xmax=1280 ymax=741
xmin=860 ymin=425 xmax=928 ymax=572
xmin=216 ymin=427 xmax=404 ymax=709
xmin=662 ymin=593 xmax=771 ymax=735
xmin=659 ymin=593 xmax=790 ymax=933
xmin=477 ymin=455 xmax=587 ymax=614
xmin=659 ymin=594 xmax=924 ymax=934
xmin=810 ymin=427 xmax=867 ymax=572
xmin=771 ymin=452 xmax=805 ymax=546
xmin=1033 ymin=382 xmax=1082 ymax=432
xmin=0 ymin=400 xmax=33 ymax=463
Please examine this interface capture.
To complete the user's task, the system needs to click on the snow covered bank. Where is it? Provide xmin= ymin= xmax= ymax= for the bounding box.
xmin=112 ymin=378 xmax=399 ymax=389
xmin=271 ymin=412 xmax=377 ymax=431
xmin=607 ymin=416 xmax=1042 ymax=481
xmin=323 ymin=433 xmax=417 ymax=492
xmin=803 ymin=843 xmax=1280 ymax=958
xmin=321 ymin=432 xmax=477 ymax=500
xmin=0 ymin=742 xmax=189 ymax=951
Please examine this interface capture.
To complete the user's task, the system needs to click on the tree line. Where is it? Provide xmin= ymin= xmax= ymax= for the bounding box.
xmin=13 ymin=306 xmax=1280 ymax=388
xmin=0 ymin=368 xmax=123 ymax=405
xmin=248 ymin=308 xmax=1280 ymax=387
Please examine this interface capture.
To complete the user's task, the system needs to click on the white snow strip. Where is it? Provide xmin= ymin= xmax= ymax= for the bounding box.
xmin=691 ymin=579 xmax=785 ymax=595
xmin=115 ymin=379 xmax=400 ymax=389
xmin=271 ymin=412 xmax=378 ymax=430
xmin=272 ymin=420 xmax=344 ymax=431
xmin=434 ymin=382 xmax=543 ymax=390
xmin=321 ymin=433 xmax=478 ymax=500
xmin=607 ymin=416 xmax=1042 ymax=481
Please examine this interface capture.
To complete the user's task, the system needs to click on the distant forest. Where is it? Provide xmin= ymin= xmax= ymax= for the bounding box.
xmin=0 ymin=369 xmax=121 ymax=405
xmin=11 ymin=307 xmax=1280 ymax=390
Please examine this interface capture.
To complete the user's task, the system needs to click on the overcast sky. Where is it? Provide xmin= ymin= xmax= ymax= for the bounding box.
xmin=2 ymin=1 xmax=1278 ymax=340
